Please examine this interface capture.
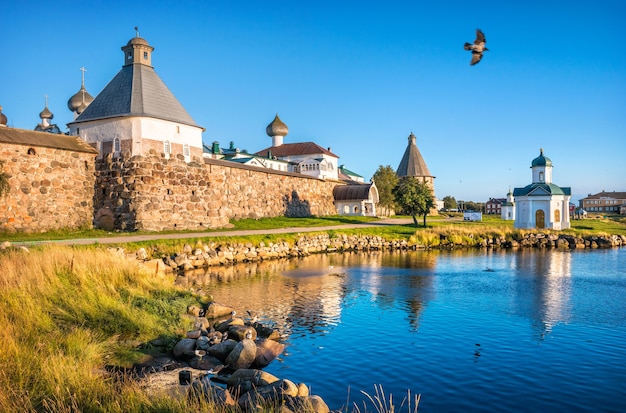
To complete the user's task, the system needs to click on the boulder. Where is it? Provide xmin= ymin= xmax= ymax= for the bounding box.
xmin=254 ymin=323 xmax=282 ymax=340
xmin=225 ymin=339 xmax=257 ymax=370
xmin=187 ymin=305 xmax=203 ymax=317
xmin=215 ymin=317 xmax=245 ymax=333
xmin=172 ymin=338 xmax=197 ymax=360
xmin=252 ymin=338 xmax=285 ymax=368
xmin=226 ymin=369 xmax=279 ymax=389
xmin=228 ymin=325 xmax=257 ymax=341
xmin=207 ymin=339 xmax=238 ymax=361
xmin=195 ymin=336 xmax=212 ymax=351
xmin=193 ymin=317 xmax=211 ymax=331
xmin=297 ymin=382 xmax=309 ymax=397
xmin=204 ymin=302 xmax=235 ymax=319
xmin=188 ymin=354 xmax=224 ymax=371
xmin=186 ymin=329 xmax=202 ymax=339
xmin=189 ymin=376 xmax=236 ymax=407
xmin=238 ymin=379 xmax=299 ymax=410
xmin=283 ymin=395 xmax=330 ymax=413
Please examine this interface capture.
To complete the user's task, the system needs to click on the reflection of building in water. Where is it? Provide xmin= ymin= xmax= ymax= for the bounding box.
xmin=175 ymin=250 xmax=438 ymax=335
xmin=176 ymin=255 xmax=345 ymax=338
xmin=513 ymin=250 xmax=572 ymax=339
xmin=332 ymin=250 xmax=437 ymax=330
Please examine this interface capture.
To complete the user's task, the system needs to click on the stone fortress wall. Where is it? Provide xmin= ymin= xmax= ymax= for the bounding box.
xmin=94 ymin=149 xmax=340 ymax=232
xmin=0 ymin=142 xmax=97 ymax=233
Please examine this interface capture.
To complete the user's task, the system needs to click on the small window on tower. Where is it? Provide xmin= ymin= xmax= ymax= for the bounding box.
xmin=144 ymin=51 xmax=148 ymax=59
xmin=164 ymin=140 xmax=171 ymax=159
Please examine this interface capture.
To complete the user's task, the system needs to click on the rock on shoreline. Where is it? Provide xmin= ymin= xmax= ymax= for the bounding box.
xmin=121 ymin=232 xmax=626 ymax=273
xmin=142 ymin=302 xmax=330 ymax=412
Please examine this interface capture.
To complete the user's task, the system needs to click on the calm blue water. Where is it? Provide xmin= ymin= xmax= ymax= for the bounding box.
xmin=180 ymin=248 xmax=626 ymax=412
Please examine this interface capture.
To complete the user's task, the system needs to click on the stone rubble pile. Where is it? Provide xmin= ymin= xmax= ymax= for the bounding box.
xmin=171 ymin=302 xmax=330 ymax=413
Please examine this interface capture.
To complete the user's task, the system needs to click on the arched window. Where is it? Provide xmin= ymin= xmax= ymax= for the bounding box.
xmin=554 ymin=209 xmax=560 ymax=223
xmin=113 ymin=137 xmax=121 ymax=153
xmin=539 ymin=171 xmax=544 ymax=182
xmin=343 ymin=205 xmax=349 ymax=214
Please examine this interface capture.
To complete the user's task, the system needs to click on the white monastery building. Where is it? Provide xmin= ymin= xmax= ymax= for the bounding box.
xmin=501 ymin=189 xmax=515 ymax=221
xmin=255 ymin=114 xmax=340 ymax=181
xmin=68 ymin=33 xmax=204 ymax=162
xmin=513 ymin=149 xmax=571 ymax=230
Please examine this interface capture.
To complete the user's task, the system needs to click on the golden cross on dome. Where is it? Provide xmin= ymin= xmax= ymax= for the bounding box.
xmin=80 ymin=67 xmax=87 ymax=86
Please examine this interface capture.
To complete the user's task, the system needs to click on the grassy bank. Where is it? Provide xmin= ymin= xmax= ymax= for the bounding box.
xmin=0 ymin=245 xmax=213 ymax=412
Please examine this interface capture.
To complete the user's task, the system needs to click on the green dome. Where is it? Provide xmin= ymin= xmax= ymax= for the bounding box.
xmin=531 ymin=148 xmax=552 ymax=167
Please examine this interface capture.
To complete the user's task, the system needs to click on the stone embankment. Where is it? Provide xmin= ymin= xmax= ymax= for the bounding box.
xmin=110 ymin=232 xmax=626 ymax=274
xmin=167 ymin=302 xmax=329 ymax=412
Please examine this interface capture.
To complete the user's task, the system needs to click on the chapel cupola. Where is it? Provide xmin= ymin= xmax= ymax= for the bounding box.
xmin=39 ymin=96 xmax=53 ymax=128
xmin=67 ymin=67 xmax=94 ymax=117
xmin=531 ymin=148 xmax=553 ymax=184
xmin=122 ymin=28 xmax=154 ymax=67
xmin=266 ymin=114 xmax=289 ymax=147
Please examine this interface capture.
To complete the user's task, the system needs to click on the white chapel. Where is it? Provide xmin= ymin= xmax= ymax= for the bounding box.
xmin=513 ymin=149 xmax=571 ymax=230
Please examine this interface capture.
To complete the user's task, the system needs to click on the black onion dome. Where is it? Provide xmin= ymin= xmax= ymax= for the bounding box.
xmin=68 ymin=86 xmax=94 ymax=113
xmin=266 ymin=114 xmax=289 ymax=137
xmin=39 ymin=105 xmax=53 ymax=120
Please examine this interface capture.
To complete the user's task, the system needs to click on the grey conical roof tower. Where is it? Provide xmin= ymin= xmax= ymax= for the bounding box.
xmin=396 ymin=132 xmax=433 ymax=178
xmin=70 ymin=34 xmax=199 ymax=128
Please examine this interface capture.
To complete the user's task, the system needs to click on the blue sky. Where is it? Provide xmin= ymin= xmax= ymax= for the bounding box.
xmin=1 ymin=1 xmax=624 ymax=203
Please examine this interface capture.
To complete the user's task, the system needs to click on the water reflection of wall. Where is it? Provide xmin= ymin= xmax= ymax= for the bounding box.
xmin=175 ymin=256 xmax=346 ymax=338
xmin=513 ymin=250 xmax=573 ymax=339
xmin=175 ymin=250 xmax=439 ymax=336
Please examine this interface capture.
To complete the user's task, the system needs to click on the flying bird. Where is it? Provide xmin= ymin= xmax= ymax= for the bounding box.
xmin=464 ymin=29 xmax=488 ymax=65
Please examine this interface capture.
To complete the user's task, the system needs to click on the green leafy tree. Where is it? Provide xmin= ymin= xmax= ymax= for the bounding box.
xmin=442 ymin=195 xmax=457 ymax=210
xmin=372 ymin=165 xmax=399 ymax=216
xmin=392 ymin=177 xmax=435 ymax=227
xmin=464 ymin=201 xmax=483 ymax=212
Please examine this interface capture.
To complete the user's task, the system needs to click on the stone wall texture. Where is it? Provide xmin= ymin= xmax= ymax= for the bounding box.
xmin=95 ymin=150 xmax=340 ymax=231
xmin=0 ymin=143 xmax=96 ymax=233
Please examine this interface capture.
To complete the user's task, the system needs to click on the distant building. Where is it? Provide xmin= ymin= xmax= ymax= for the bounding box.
xmin=501 ymin=189 xmax=515 ymax=221
xmin=579 ymin=191 xmax=626 ymax=215
xmin=396 ymin=132 xmax=434 ymax=184
xmin=255 ymin=114 xmax=340 ymax=180
xmin=333 ymin=182 xmax=378 ymax=216
xmin=464 ymin=211 xmax=482 ymax=221
xmin=338 ymin=165 xmax=364 ymax=183
xmin=513 ymin=149 xmax=571 ymax=230
xmin=396 ymin=132 xmax=437 ymax=212
xmin=204 ymin=141 xmax=290 ymax=171
xmin=486 ymin=197 xmax=506 ymax=215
